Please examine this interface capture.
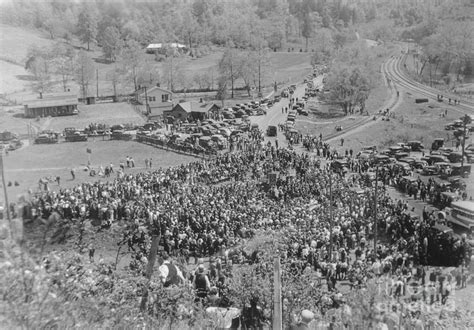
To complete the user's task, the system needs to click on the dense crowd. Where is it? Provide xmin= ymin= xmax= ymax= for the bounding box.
xmin=22 ymin=141 xmax=472 ymax=327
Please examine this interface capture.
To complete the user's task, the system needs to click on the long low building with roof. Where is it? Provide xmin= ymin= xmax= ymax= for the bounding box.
xmin=24 ymin=92 xmax=79 ymax=118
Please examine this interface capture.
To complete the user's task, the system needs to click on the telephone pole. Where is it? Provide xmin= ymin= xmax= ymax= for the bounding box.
xmin=373 ymin=166 xmax=378 ymax=253
xmin=461 ymin=114 xmax=472 ymax=175
xmin=329 ymin=173 xmax=333 ymax=261
xmin=0 ymin=153 xmax=12 ymax=232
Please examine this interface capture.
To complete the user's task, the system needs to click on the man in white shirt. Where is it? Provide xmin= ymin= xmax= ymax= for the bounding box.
xmin=158 ymin=253 xmax=186 ymax=287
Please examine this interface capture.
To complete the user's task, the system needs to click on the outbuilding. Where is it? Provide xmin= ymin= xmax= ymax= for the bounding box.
xmin=24 ymin=92 xmax=78 ymax=118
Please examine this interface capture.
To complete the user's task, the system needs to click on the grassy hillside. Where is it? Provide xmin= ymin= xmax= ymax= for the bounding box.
xmin=0 ymin=24 xmax=312 ymax=103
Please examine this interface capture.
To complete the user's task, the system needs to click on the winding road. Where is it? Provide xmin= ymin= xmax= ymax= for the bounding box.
xmin=384 ymin=55 xmax=474 ymax=114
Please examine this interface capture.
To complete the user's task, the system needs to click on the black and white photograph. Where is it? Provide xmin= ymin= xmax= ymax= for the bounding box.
xmin=0 ymin=0 xmax=473 ymax=328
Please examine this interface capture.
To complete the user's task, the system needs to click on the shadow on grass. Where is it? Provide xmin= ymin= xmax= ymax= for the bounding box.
xmin=93 ymin=57 xmax=114 ymax=65
xmin=15 ymin=74 xmax=35 ymax=81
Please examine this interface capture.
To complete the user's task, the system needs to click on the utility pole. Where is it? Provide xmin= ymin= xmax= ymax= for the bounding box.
xmin=329 ymin=173 xmax=333 ymax=262
xmin=96 ymin=68 xmax=99 ymax=98
xmin=144 ymin=86 xmax=149 ymax=115
xmin=373 ymin=166 xmax=378 ymax=254
xmin=0 ymin=153 xmax=12 ymax=234
xmin=461 ymin=114 xmax=472 ymax=175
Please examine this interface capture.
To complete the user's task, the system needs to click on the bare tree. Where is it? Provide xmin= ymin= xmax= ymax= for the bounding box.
xmin=74 ymin=50 xmax=95 ymax=99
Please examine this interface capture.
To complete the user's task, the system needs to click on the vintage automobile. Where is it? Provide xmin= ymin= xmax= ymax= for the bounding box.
xmin=407 ymin=141 xmax=425 ymax=151
xmin=35 ymin=133 xmax=59 ymax=144
xmin=110 ymin=130 xmax=133 ymax=141
xmin=266 ymin=125 xmax=277 ymax=137
xmin=64 ymin=128 xmax=88 ymax=142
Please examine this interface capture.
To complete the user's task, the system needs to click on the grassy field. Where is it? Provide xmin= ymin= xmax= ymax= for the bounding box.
xmin=2 ymin=140 xmax=197 ymax=199
xmin=326 ymin=91 xmax=471 ymax=153
xmin=0 ymin=102 xmax=145 ymax=136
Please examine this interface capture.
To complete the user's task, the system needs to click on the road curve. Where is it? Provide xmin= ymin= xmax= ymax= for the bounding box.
xmin=384 ymin=55 xmax=474 ymax=115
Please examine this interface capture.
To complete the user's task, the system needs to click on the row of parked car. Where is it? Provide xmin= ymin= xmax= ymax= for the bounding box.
xmin=352 ymin=140 xmax=472 ymax=178
xmin=34 ymin=122 xmax=162 ymax=144
xmin=138 ymin=119 xmax=262 ymax=153
xmin=221 ymin=96 xmax=280 ymax=120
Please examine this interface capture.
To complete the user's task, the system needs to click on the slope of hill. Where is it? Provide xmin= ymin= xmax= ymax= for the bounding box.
xmin=0 ymin=24 xmax=56 ymax=94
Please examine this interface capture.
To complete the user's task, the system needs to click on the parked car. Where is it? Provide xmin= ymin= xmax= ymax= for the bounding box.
xmin=407 ymin=141 xmax=424 ymax=151
xmin=431 ymin=138 xmax=444 ymax=151
xmin=64 ymin=128 xmax=87 ymax=142
xmin=421 ymin=165 xmax=438 ymax=176
xmin=35 ymin=133 xmax=58 ymax=144
xmin=429 ymin=154 xmax=449 ymax=165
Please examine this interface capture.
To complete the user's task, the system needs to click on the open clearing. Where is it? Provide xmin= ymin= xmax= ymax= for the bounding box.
xmin=2 ymin=140 xmax=197 ymax=199
xmin=327 ymin=91 xmax=472 ymax=153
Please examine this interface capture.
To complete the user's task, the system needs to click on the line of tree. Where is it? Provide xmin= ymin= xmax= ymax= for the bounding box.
xmin=409 ymin=21 xmax=473 ymax=87
xmin=0 ymin=0 xmax=383 ymax=58
xmin=218 ymin=40 xmax=273 ymax=100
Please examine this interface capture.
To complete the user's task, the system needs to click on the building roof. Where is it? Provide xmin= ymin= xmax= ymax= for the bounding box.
xmin=174 ymin=102 xmax=216 ymax=113
xmin=138 ymin=86 xmax=172 ymax=96
xmin=25 ymin=93 xmax=78 ymax=109
xmin=146 ymin=43 xmax=186 ymax=49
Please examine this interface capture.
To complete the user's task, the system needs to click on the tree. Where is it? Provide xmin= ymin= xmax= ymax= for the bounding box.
xmin=27 ymin=57 xmax=53 ymax=96
xmin=219 ymin=47 xmax=239 ymax=98
xmin=99 ymin=26 xmax=123 ymax=62
xmin=51 ymin=45 xmax=75 ymax=92
xmin=75 ymin=50 xmax=95 ymax=99
xmin=178 ymin=8 xmax=201 ymax=50
xmin=310 ymin=29 xmax=334 ymax=66
xmin=216 ymin=77 xmax=228 ymax=107
xmin=326 ymin=66 xmax=372 ymax=115
xmin=161 ymin=46 xmax=184 ymax=92
xmin=237 ymin=52 xmax=256 ymax=97
xmin=77 ymin=6 xmax=98 ymax=51
xmin=106 ymin=63 xmax=126 ymax=100
xmin=122 ymin=40 xmax=146 ymax=91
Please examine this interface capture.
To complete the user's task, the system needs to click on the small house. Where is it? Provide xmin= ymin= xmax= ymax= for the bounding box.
xmin=164 ymin=102 xmax=220 ymax=122
xmin=136 ymin=86 xmax=173 ymax=119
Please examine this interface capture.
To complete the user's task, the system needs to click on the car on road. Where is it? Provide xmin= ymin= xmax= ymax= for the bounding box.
xmin=267 ymin=126 xmax=277 ymax=137
xmin=421 ymin=165 xmax=438 ymax=176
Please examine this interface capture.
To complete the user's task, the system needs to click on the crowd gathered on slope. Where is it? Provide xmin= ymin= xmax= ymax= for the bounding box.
xmin=22 ymin=137 xmax=473 ymax=329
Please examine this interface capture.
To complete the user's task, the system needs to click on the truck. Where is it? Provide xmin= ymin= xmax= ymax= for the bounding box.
xmin=35 ymin=132 xmax=59 ymax=144
xmin=443 ymin=200 xmax=474 ymax=233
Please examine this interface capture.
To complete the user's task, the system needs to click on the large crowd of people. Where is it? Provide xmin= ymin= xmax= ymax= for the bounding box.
xmin=21 ymin=138 xmax=473 ymax=328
